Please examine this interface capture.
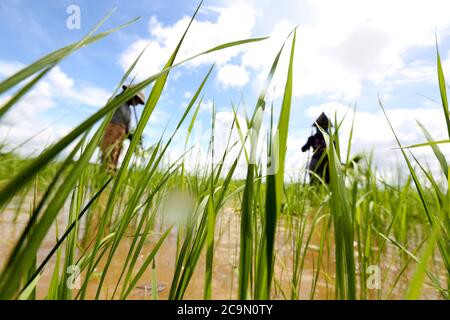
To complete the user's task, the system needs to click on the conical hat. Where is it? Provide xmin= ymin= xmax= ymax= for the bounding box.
xmin=313 ymin=112 xmax=330 ymax=129
xmin=122 ymin=84 xmax=145 ymax=105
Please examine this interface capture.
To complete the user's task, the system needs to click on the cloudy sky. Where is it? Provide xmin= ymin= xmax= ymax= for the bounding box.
xmin=1 ymin=0 xmax=450 ymax=179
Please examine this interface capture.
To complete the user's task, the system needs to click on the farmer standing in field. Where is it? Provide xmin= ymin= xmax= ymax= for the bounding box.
xmin=301 ymin=112 xmax=331 ymax=184
xmin=100 ymin=84 xmax=145 ymax=173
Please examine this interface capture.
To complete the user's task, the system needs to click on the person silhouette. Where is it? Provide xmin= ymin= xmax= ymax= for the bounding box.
xmin=100 ymin=84 xmax=145 ymax=173
xmin=301 ymin=112 xmax=331 ymax=184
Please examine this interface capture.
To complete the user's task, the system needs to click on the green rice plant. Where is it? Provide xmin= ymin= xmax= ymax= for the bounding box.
xmin=376 ymin=45 xmax=450 ymax=299
xmin=168 ymin=119 xmax=242 ymax=300
xmin=320 ymin=124 xmax=356 ymax=299
xmin=255 ymin=29 xmax=297 ymax=300
xmin=0 ymin=1 xmax=268 ymax=300
xmin=238 ymin=28 xmax=295 ymax=300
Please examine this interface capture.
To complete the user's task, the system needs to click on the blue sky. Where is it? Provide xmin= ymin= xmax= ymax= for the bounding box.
xmin=1 ymin=0 xmax=450 ymax=178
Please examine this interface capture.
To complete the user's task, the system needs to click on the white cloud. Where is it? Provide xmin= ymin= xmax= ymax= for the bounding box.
xmin=0 ymin=61 xmax=110 ymax=154
xmin=213 ymin=0 xmax=450 ymax=98
xmin=216 ymin=63 xmax=249 ymax=88
xmin=5 ymin=1 xmax=450 ymax=175
xmin=199 ymin=99 xmax=214 ymax=113
xmin=67 ymin=86 xmax=110 ymax=108
xmin=305 ymin=101 xmax=447 ymax=144
xmin=147 ymin=108 xmax=170 ymax=125
xmin=0 ymin=61 xmax=24 ymax=78
xmin=183 ymin=91 xmax=192 ymax=99
xmin=290 ymin=101 xmax=450 ymax=178
xmin=119 ymin=0 xmax=450 ymax=98
xmin=118 ymin=4 xmax=257 ymax=82
xmin=164 ymin=109 xmax=253 ymax=178
xmin=0 ymin=86 xmax=69 ymax=155
xmin=44 ymin=66 xmax=110 ymax=108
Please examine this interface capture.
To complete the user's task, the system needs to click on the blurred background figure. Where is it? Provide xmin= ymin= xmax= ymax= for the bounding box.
xmin=301 ymin=112 xmax=331 ymax=184
xmin=100 ymin=84 xmax=145 ymax=173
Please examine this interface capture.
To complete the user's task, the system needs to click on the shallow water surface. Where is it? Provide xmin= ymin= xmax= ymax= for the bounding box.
xmin=0 ymin=201 xmax=444 ymax=300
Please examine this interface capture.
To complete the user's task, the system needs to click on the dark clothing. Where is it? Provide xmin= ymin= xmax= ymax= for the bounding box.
xmin=302 ymin=131 xmax=330 ymax=184
xmin=111 ymin=103 xmax=131 ymax=131
xmin=302 ymin=132 xmax=327 ymax=160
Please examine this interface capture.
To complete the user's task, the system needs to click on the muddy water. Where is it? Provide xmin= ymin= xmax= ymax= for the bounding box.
xmin=0 ymin=200 xmax=445 ymax=300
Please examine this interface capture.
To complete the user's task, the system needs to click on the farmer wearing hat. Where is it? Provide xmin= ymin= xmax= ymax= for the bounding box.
xmin=301 ymin=112 xmax=331 ymax=184
xmin=100 ymin=84 xmax=145 ymax=172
